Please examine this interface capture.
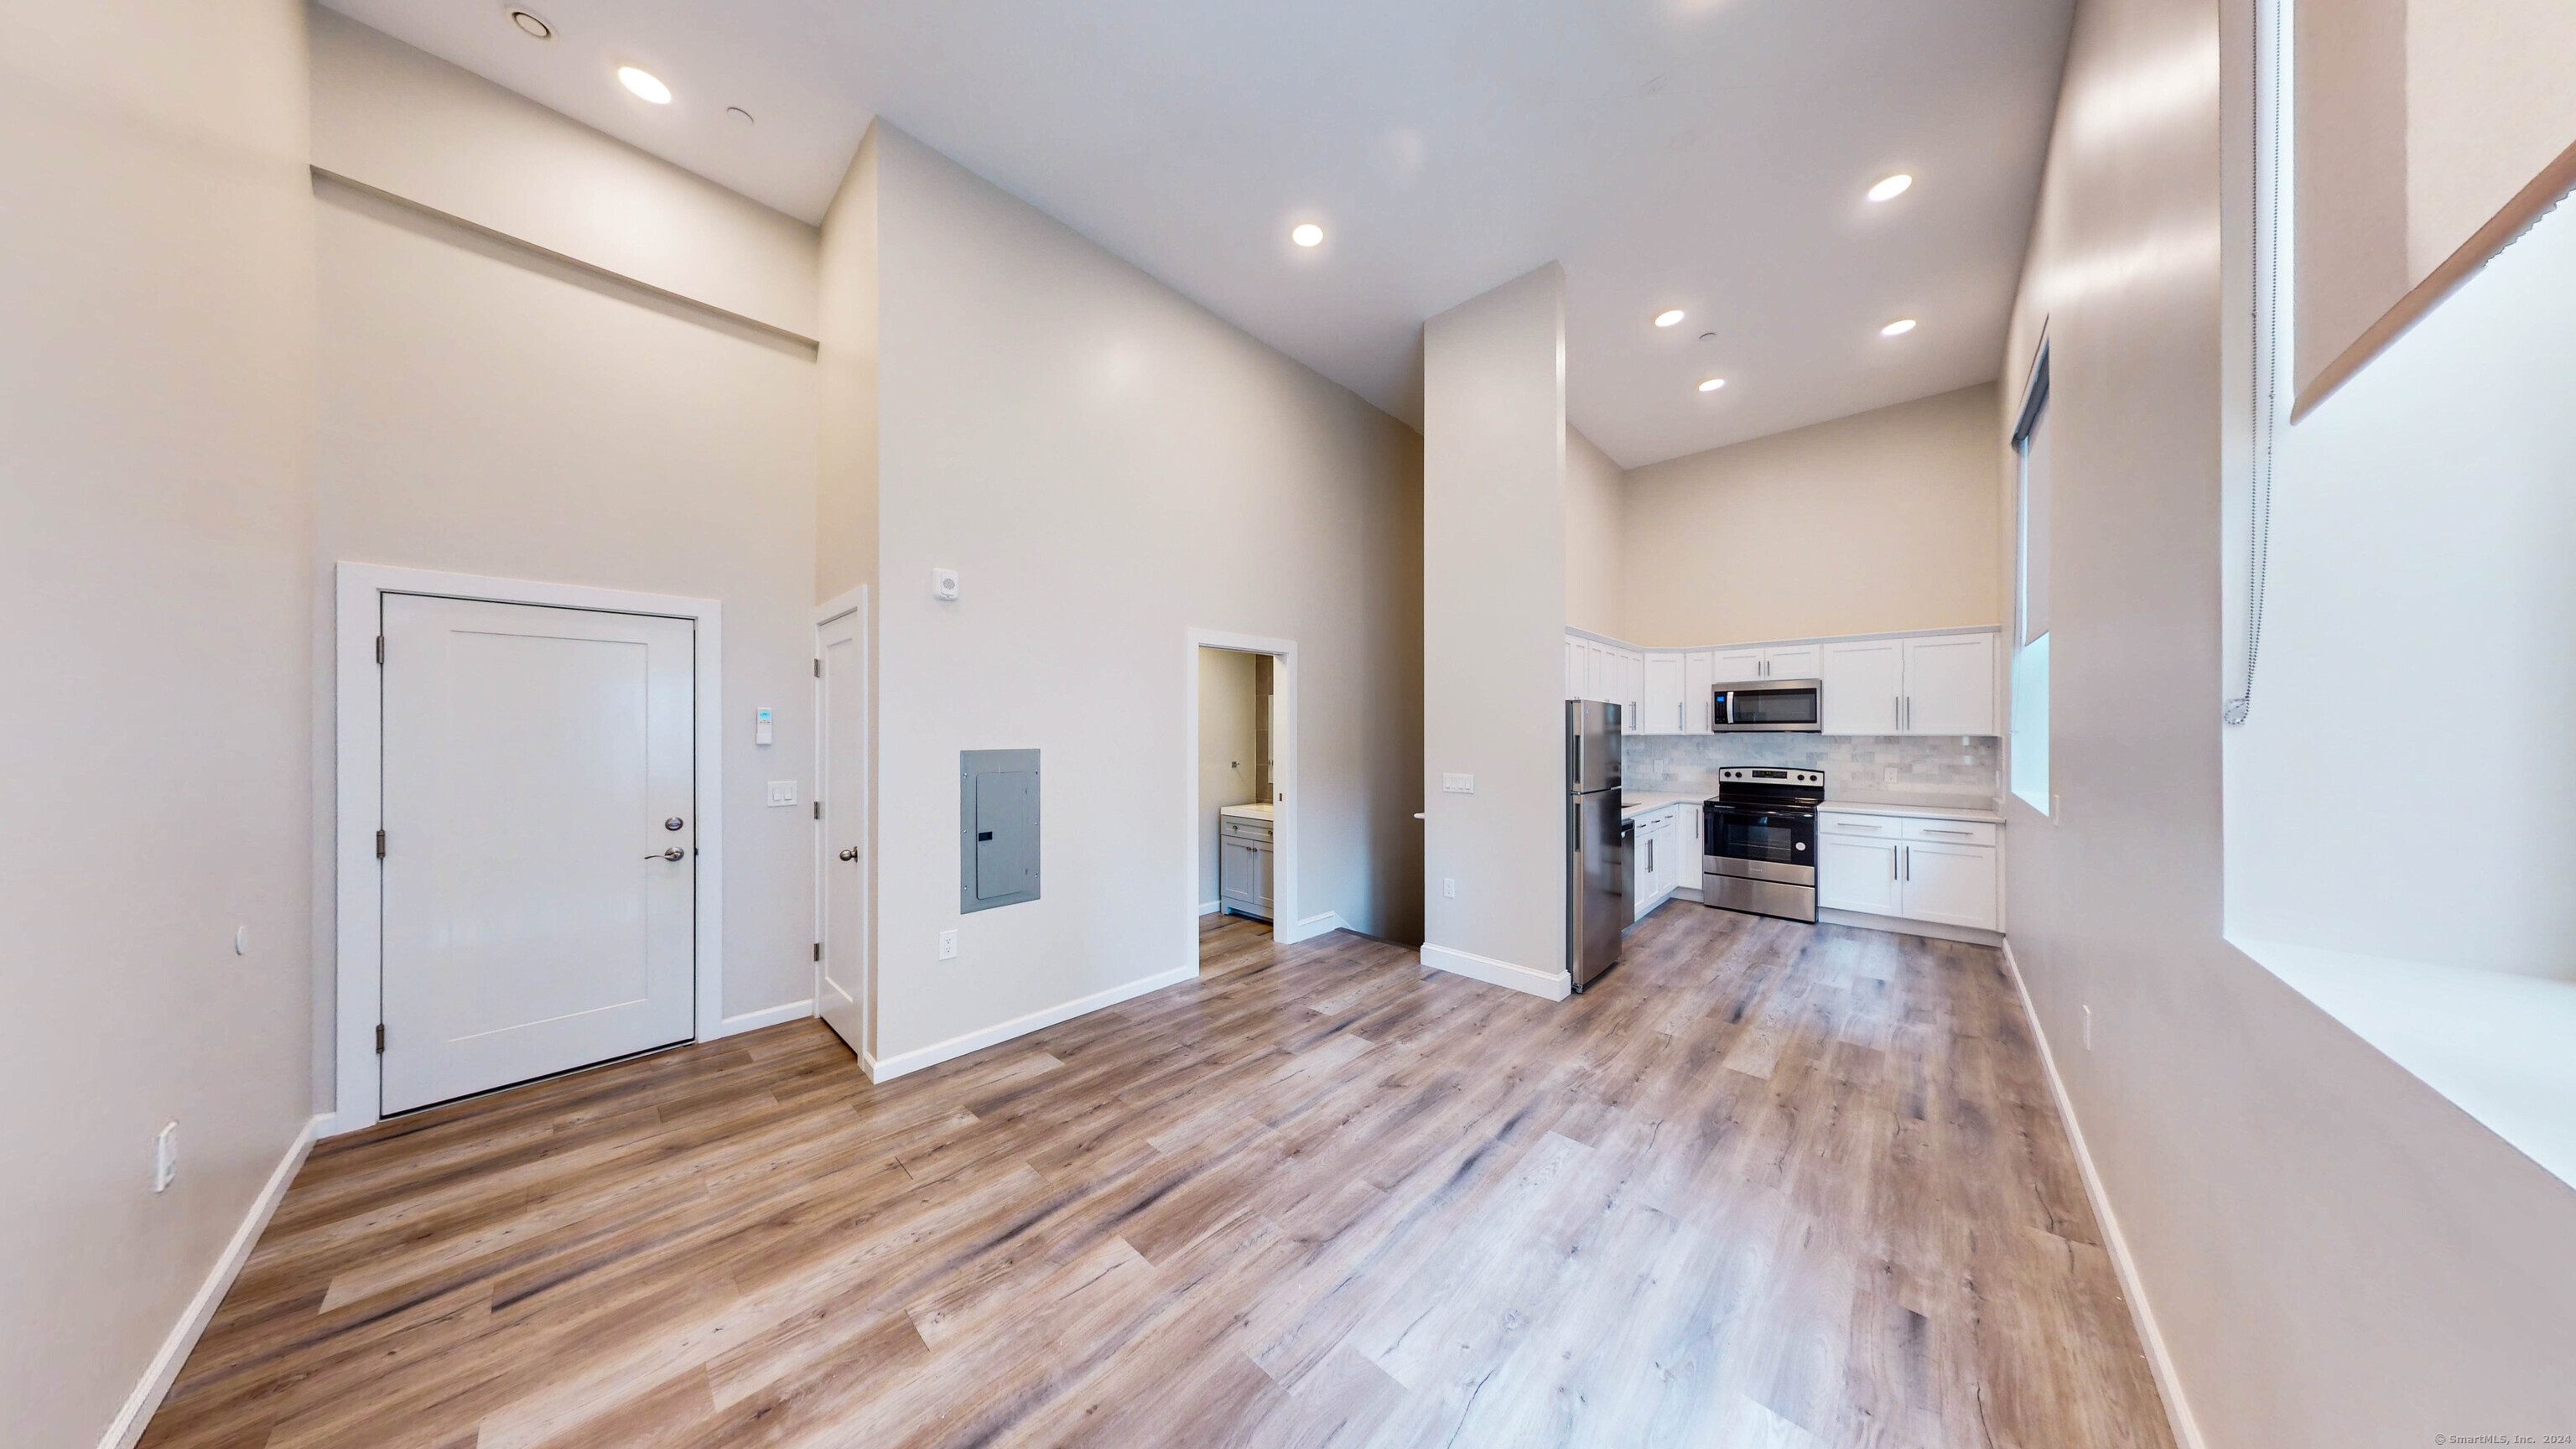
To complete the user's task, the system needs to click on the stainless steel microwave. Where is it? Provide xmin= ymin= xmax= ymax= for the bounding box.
xmin=1711 ymin=678 xmax=1823 ymax=732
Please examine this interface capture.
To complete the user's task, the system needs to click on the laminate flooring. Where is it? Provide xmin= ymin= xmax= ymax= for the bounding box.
xmin=142 ymin=906 xmax=2175 ymax=1449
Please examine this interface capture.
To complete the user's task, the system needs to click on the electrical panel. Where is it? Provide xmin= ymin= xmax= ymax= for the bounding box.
xmin=959 ymin=749 xmax=1040 ymax=912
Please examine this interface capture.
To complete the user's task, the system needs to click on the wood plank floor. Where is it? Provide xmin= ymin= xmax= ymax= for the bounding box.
xmin=143 ymin=906 xmax=2174 ymax=1449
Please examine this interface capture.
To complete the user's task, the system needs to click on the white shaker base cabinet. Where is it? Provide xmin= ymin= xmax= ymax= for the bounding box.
xmin=378 ymin=595 xmax=699 ymax=1115
xmin=1816 ymin=810 xmax=2000 ymax=932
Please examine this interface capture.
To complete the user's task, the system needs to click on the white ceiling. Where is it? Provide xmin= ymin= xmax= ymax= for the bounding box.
xmin=321 ymin=0 xmax=2072 ymax=467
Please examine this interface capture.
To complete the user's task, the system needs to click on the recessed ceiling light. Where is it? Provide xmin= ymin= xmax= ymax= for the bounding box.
xmin=617 ymin=65 xmax=673 ymax=105
xmin=1654 ymin=309 xmax=1685 ymax=328
xmin=1697 ymin=377 xmax=1727 ymax=392
xmin=1867 ymin=173 xmax=1914 ymax=202
xmin=1880 ymin=318 xmax=1918 ymax=336
xmin=1291 ymin=223 xmax=1324 ymax=248
xmin=507 ymin=9 xmax=553 ymax=39
xmin=725 ymin=106 xmax=756 ymax=127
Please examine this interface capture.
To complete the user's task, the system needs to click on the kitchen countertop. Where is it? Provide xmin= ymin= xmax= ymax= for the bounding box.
xmin=1820 ymin=797 xmax=2004 ymax=824
xmin=1219 ymin=802 xmax=1275 ymax=822
xmin=1619 ymin=791 xmax=1704 ymax=821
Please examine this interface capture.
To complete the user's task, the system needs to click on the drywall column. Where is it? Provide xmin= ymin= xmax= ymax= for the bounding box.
xmin=1419 ymin=265 xmax=1571 ymax=997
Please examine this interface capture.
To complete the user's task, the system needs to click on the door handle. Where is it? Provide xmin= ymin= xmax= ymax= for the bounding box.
xmin=839 ymin=847 xmax=859 ymax=861
xmin=649 ymin=848 xmax=683 ymax=861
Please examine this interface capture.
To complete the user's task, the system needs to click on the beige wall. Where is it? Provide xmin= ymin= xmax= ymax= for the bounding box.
xmin=1420 ymin=265 xmax=1569 ymax=989
xmin=815 ymin=124 xmax=881 ymax=608
xmin=1197 ymin=647 xmax=1262 ymax=906
xmin=309 ymin=17 xmax=824 ymax=1077
xmin=1623 ymin=384 xmax=2002 ymax=647
xmin=0 ymin=3 xmax=318 ymax=1444
xmin=1562 ymin=426 xmax=1625 ymax=638
xmin=2000 ymin=0 xmax=2576 ymax=1441
xmin=308 ymin=7 xmax=817 ymax=338
xmin=858 ymin=126 xmax=1423 ymax=1065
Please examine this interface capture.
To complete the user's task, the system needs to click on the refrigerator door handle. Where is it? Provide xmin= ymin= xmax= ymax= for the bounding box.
xmin=1570 ymin=798 xmax=1581 ymax=849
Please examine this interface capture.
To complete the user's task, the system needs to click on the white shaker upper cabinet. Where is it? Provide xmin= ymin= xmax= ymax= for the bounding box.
xmin=1764 ymin=643 xmax=1823 ymax=679
xmin=1565 ymin=636 xmax=1588 ymax=701
xmin=1683 ymin=651 xmax=1716 ymax=732
xmin=1643 ymin=653 xmax=1686 ymax=735
xmin=1708 ymin=647 xmax=1768 ymax=683
xmin=1820 ymin=638 xmax=1904 ymax=735
xmin=1623 ymin=648 xmax=1646 ymax=734
xmin=1901 ymin=633 xmax=1998 ymax=735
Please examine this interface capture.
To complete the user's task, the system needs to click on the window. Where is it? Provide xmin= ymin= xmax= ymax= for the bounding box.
xmin=2011 ymin=347 xmax=2051 ymax=814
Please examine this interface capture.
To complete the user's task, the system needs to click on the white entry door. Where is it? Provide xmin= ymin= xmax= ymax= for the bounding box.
xmin=816 ymin=601 xmax=869 ymax=1058
xmin=379 ymin=595 xmax=697 ymax=1114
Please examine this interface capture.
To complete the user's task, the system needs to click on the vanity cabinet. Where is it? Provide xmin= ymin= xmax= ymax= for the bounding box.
xmin=1218 ymin=813 xmax=1275 ymax=920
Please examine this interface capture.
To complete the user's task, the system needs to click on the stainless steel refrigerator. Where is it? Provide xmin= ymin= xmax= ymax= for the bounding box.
xmin=1566 ymin=699 xmax=1625 ymax=992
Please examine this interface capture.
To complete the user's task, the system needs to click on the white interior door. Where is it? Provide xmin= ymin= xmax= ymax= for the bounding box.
xmin=379 ymin=595 xmax=696 ymax=1114
xmin=817 ymin=603 xmax=869 ymax=1057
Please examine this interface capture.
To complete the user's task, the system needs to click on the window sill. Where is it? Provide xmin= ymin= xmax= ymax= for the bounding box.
xmin=2231 ymin=936 xmax=2576 ymax=1191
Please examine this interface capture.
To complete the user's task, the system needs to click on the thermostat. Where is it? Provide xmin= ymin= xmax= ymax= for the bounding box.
xmin=932 ymin=567 xmax=960 ymax=600
xmin=756 ymin=708 xmax=774 ymax=745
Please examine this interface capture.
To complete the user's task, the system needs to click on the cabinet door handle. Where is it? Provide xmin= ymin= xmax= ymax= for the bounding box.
xmin=1889 ymin=847 xmax=1898 ymax=880
xmin=1903 ymin=846 xmax=1911 ymax=880
xmin=1924 ymin=828 xmax=1971 ymax=838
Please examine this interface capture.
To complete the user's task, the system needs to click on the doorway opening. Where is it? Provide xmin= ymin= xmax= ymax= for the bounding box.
xmin=1185 ymin=631 xmax=1303 ymax=946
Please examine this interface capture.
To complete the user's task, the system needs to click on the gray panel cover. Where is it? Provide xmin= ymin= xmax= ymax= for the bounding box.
xmin=960 ymin=750 xmax=1040 ymax=912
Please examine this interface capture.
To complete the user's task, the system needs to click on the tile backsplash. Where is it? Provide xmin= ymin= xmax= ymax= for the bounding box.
xmin=1625 ymin=732 xmax=1999 ymax=807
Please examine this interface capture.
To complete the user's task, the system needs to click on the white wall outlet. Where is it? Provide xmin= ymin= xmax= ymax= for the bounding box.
xmin=153 ymin=1122 xmax=178 ymax=1193
xmin=766 ymin=780 xmax=798 ymax=807
xmin=1883 ymin=766 xmax=1898 ymax=785
xmin=937 ymin=929 xmax=958 ymax=961
xmin=233 ymin=925 xmax=249 ymax=956
xmin=1441 ymin=773 xmax=1475 ymax=794
xmin=1442 ymin=878 xmax=1457 ymax=898
xmin=756 ymin=707 xmax=775 ymax=746
xmin=2082 ymin=1004 xmax=2094 ymax=1050
xmin=932 ymin=567 xmax=960 ymax=600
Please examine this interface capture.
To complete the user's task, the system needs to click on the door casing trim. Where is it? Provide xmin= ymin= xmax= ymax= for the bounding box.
xmin=331 ymin=562 xmax=724 ymax=1138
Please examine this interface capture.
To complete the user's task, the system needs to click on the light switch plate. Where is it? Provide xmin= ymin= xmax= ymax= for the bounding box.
xmin=766 ymin=781 xmax=798 ymax=807
xmin=937 ymin=929 xmax=958 ymax=961
xmin=1441 ymin=773 xmax=1475 ymax=794
xmin=1443 ymin=878 xmax=1457 ymax=898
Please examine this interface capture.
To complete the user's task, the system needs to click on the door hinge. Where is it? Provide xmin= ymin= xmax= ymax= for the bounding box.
xmin=813 ymin=942 xmax=822 ymax=961
xmin=375 ymin=828 xmax=387 ymax=858
xmin=375 ymin=635 xmax=385 ymax=666
xmin=813 ymin=800 xmax=821 ymax=820
xmin=375 ymin=1023 xmax=385 ymax=1053
xmin=813 ymin=658 xmax=822 ymax=678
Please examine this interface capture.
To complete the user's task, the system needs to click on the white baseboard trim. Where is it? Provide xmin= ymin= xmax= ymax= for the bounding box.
xmin=101 ymin=1112 xmax=324 ymax=1449
xmin=1420 ymin=942 xmax=1570 ymax=1001
xmin=868 ymin=963 xmax=1200 ymax=1083
xmin=2000 ymin=941 xmax=2206 ymax=1449
xmin=1816 ymin=907 xmax=2005 ymax=948
xmin=1281 ymin=910 xmax=1348 ymax=944
xmin=715 ymin=997 xmax=815 ymax=1037
xmin=1197 ymin=899 xmax=1222 ymax=916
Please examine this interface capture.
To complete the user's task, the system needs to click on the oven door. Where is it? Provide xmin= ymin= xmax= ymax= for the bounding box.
xmin=1712 ymin=679 xmax=1822 ymax=731
xmin=1704 ymin=804 xmax=1816 ymax=885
